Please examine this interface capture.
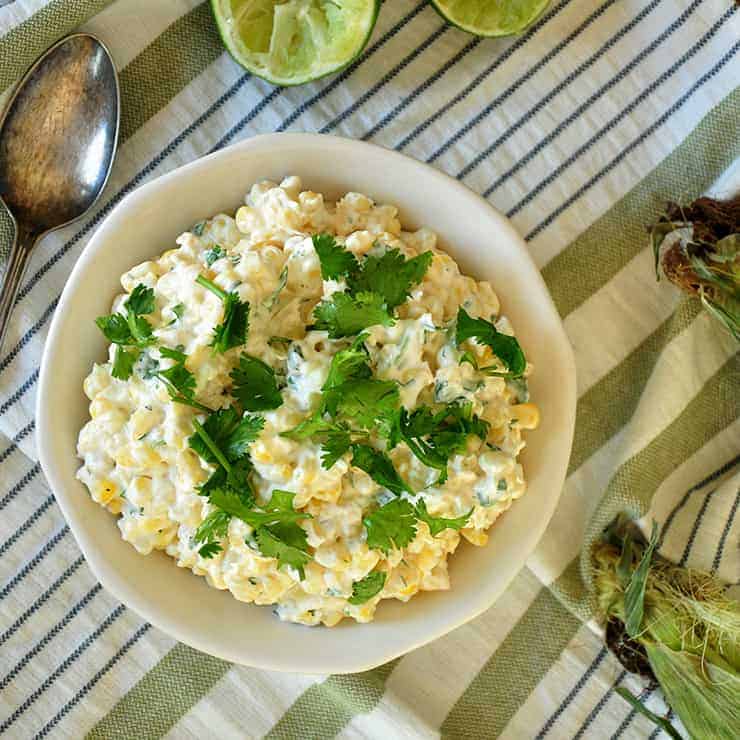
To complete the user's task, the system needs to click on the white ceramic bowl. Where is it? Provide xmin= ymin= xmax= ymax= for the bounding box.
xmin=37 ymin=133 xmax=576 ymax=674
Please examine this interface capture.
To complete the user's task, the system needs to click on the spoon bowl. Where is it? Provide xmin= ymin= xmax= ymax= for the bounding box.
xmin=0 ymin=32 xmax=119 ymax=352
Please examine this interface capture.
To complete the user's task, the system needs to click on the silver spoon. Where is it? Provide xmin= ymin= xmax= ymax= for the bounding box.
xmin=0 ymin=33 xmax=119 ymax=354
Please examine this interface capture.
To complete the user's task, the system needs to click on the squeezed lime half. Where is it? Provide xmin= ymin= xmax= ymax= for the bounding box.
xmin=431 ymin=0 xmax=550 ymax=37
xmin=211 ymin=0 xmax=380 ymax=86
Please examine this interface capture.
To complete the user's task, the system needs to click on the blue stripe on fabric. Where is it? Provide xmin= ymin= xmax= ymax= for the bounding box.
xmin=0 ymin=366 xmax=38 ymax=414
xmin=711 ymin=487 xmax=740 ymax=574
xmin=0 ymin=525 xmax=69 ymax=600
xmin=523 ymin=34 xmax=739 ymax=239
xmin=479 ymin=0 xmax=680 ymax=192
xmin=395 ymin=0 xmax=573 ymax=151
xmin=0 ymin=555 xmax=85 ymax=647
xmin=0 ymin=583 xmax=102 ymax=692
xmin=425 ymin=0 xmax=618 ymax=164
xmin=0 ymin=493 xmax=54 ymax=558
xmin=0 ymin=461 xmax=41 ymax=511
xmin=572 ymin=670 xmax=628 ymax=739
xmin=0 ymin=603 xmax=126 ymax=734
xmin=319 ymin=24 xmax=450 ymax=135
xmin=535 ymin=646 xmax=609 ymax=738
xmin=33 ymin=622 xmax=152 ymax=739
xmin=658 ymin=454 xmax=740 ymax=547
xmin=0 ymin=299 xmax=58 ymax=374
xmin=361 ymin=36 xmax=481 ymax=141
xmin=677 ymin=487 xmax=718 ymax=567
xmin=0 ymin=419 xmax=35 ymax=466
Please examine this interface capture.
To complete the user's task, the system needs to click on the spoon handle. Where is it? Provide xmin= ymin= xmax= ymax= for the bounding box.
xmin=0 ymin=224 xmax=35 ymax=355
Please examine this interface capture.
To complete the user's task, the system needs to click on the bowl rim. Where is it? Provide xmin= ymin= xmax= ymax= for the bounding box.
xmin=36 ymin=132 xmax=576 ymax=673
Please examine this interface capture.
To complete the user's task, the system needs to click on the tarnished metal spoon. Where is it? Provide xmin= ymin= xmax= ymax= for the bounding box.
xmin=0 ymin=33 xmax=119 ymax=353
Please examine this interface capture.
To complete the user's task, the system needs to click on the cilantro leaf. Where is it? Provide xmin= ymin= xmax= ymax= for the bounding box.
xmin=155 ymin=348 xmax=210 ymax=412
xmin=347 ymin=249 xmax=433 ymax=309
xmin=95 ymin=313 xmax=133 ymax=344
xmin=125 ymin=284 xmax=155 ymax=316
xmin=280 ymin=412 xmax=339 ymax=440
xmin=456 ymin=307 xmax=526 ymax=377
xmin=111 ymin=346 xmax=139 ymax=380
xmin=167 ymin=303 xmax=185 ymax=326
xmin=189 ymin=406 xmax=264 ymax=464
xmin=96 ymin=283 xmax=155 ymax=352
xmin=399 ymin=403 xmax=489 ymax=483
xmin=332 ymin=379 xmax=400 ymax=430
xmin=312 ymin=233 xmax=358 ymax=279
xmin=351 ymin=444 xmax=412 ymax=496
xmin=415 ymin=499 xmax=472 ymax=536
xmin=230 ymin=354 xmax=283 ymax=411
xmin=313 ymin=291 xmax=394 ymax=338
xmin=198 ymin=542 xmax=223 ymax=559
xmin=196 ymin=275 xmax=250 ymax=352
xmin=193 ymin=509 xmax=231 ymax=546
xmin=321 ymin=430 xmax=352 ymax=469
xmin=322 ymin=333 xmax=371 ymax=396
xmin=255 ymin=526 xmax=311 ymax=579
xmin=363 ymin=499 xmax=417 ymax=554
xmin=348 ymin=571 xmax=386 ymax=605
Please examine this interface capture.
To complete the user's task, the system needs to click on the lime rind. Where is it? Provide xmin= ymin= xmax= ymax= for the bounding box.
xmin=211 ymin=0 xmax=380 ymax=87
xmin=430 ymin=0 xmax=551 ymax=37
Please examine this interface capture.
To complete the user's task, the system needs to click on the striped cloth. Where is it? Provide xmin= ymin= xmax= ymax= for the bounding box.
xmin=1 ymin=0 xmax=738 ymax=737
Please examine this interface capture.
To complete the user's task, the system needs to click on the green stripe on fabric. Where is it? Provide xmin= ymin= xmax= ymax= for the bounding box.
xmin=118 ymin=1 xmax=222 ymax=141
xmin=266 ymin=659 xmax=400 ymax=740
xmin=441 ymin=584 xmax=581 ymax=738
xmin=542 ymin=87 xmax=740 ymax=318
xmin=557 ymin=352 xmax=740 ymax=611
xmin=568 ymin=299 xmax=702 ymax=475
xmin=0 ymin=0 xmax=114 ymax=94
xmin=86 ymin=643 xmax=230 ymax=740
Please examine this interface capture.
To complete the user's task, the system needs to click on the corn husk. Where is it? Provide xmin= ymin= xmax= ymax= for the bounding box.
xmin=593 ymin=517 xmax=740 ymax=739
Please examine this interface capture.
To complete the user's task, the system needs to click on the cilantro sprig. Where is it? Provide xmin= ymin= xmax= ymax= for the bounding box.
xmin=398 ymin=402 xmax=489 ymax=483
xmin=363 ymin=499 xmax=418 ymax=554
xmin=196 ymin=275 xmax=250 ymax=352
xmin=190 ymin=410 xmax=311 ymax=575
xmin=348 ymin=570 xmax=386 ymax=605
xmin=456 ymin=307 xmax=526 ymax=378
xmin=230 ymin=353 xmax=283 ymax=411
xmin=351 ymin=444 xmax=412 ymax=496
xmin=96 ymin=284 xmax=156 ymax=380
xmin=155 ymin=347 xmax=211 ymax=413
xmin=415 ymin=499 xmax=472 ymax=536
xmin=311 ymin=235 xmax=433 ymax=338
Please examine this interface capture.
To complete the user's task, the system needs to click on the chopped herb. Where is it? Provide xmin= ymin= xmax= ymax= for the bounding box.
xmin=497 ymin=479 xmax=508 ymax=492
xmin=230 ymin=353 xmax=283 ymax=411
xmin=312 ymin=233 xmax=359 ymax=279
xmin=363 ymin=499 xmax=417 ymax=554
xmin=264 ymin=265 xmax=289 ymax=310
xmin=204 ymin=245 xmax=225 ymax=266
xmin=196 ymin=274 xmax=249 ymax=352
xmin=192 ymin=220 xmax=206 ymax=237
xmin=415 ymin=499 xmax=472 ymax=536
xmin=167 ymin=302 xmax=185 ymax=326
xmin=456 ymin=307 xmax=526 ymax=378
xmin=348 ymin=570 xmax=386 ymax=605
xmin=459 ymin=350 xmax=479 ymax=369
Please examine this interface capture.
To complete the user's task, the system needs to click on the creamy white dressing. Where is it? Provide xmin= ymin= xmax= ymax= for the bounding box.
xmin=77 ymin=177 xmax=536 ymax=626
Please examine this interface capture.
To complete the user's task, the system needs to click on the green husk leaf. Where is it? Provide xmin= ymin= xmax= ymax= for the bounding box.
xmin=615 ymin=688 xmax=682 ymax=740
xmin=623 ymin=522 xmax=659 ymax=637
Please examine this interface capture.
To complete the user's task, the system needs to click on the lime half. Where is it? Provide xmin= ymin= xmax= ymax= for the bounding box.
xmin=211 ymin=0 xmax=380 ymax=86
xmin=431 ymin=0 xmax=550 ymax=37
